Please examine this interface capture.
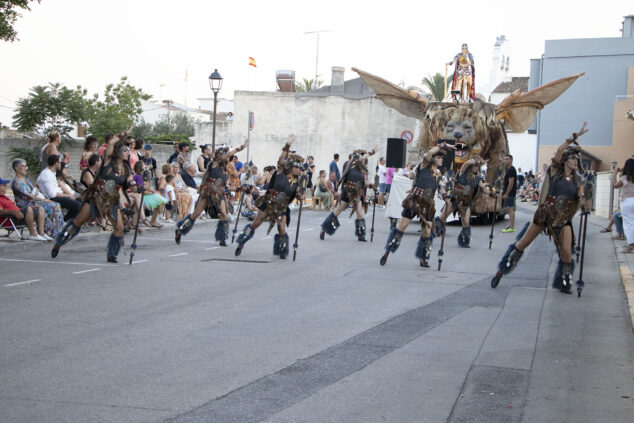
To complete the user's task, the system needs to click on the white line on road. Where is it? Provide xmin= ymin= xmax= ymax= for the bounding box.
xmin=260 ymin=236 xmax=272 ymax=239
xmin=204 ymin=247 xmax=220 ymax=251
xmin=302 ymin=228 xmax=314 ymax=232
xmin=0 ymin=258 xmax=117 ymax=267
xmin=131 ymin=259 xmax=149 ymax=264
xmin=72 ymin=268 xmax=100 ymax=275
xmin=169 ymin=253 xmax=188 ymax=257
xmin=5 ymin=279 xmax=42 ymax=287
xmin=142 ymin=238 xmax=215 ymax=243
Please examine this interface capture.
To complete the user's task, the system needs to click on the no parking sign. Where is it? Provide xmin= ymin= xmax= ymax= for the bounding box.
xmin=401 ymin=130 xmax=414 ymax=143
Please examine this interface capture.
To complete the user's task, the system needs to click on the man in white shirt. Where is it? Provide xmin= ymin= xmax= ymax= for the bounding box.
xmin=37 ymin=155 xmax=82 ymax=220
xmin=377 ymin=157 xmax=387 ymax=206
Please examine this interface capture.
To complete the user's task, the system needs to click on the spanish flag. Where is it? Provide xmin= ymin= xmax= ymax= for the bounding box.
xmin=249 ymin=57 xmax=257 ymax=68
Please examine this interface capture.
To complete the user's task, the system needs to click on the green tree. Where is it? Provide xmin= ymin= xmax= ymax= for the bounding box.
xmin=422 ymin=73 xmax=452 ymax=101
xmin=12 ymin=82 xmax=88 ymax=139
xmin=295 ymin=78 xmax=323 ymax=92
xmin=85 ymin=76 xmax=144 ymax=140
xmin=0 ymin=0 xmax=40 ymax=42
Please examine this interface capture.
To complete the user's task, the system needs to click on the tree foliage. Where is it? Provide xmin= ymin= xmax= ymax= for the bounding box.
xmin=12 ymin=82 xmax=88 ymax=139
xmin=295 ymin=78 xmax=323 ymax=92
xmin=132 ymin=112 xmax=196 ymax=142
xmin=422 ymin=73 xmax=452 ymax=101
xmin=85 ymin=77 xmax=144 ymax=140
xmin=0 ymin=0 xmax=40 ymax=42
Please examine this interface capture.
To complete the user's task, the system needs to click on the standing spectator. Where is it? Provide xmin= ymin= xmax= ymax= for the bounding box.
xmin=10 ymin=158 xmax=64 ymax=237
xmin=176 ymin=142 xmax=190 ymax=169
xmin=233 ymin=155 xmax=244 ymax=173
xmin=384 ymin=166 xmax=396 ymax=202
xmin=517 ymin=167 xmax=525 ymax=191
xmin=80 ymin=135 xmax=98 ymax=171
xmin=0 ymin=178 xmax=52 ymax=241
xmin=502 ymin=154 xmax=517 ymax=233
xmin=329 ymin=154 xmax=341 ymax=185
xmin=126 ymin=136 xmax=139 ymax=169
xmin=197 ymin=144 xmax=212 ymax=172
xmin=327 ymin=171 xmax=341 ymax=209
xmin=81 ymin=153 xmax=101 ymax=188
xmin=36 ymin=155 xmax=82 ymax=220
xmin=164 ymin=175 xmax=176 ymax=223
xmin=377 ymin=157 xmax=387 ymax=206
xmin=342 ymin=154 xmax=352 ymax=175
xmin=40 ymin=130 xmax=62 ymax=171
xmin=97 ymin=134 xmax=115 ymax=157
xmin=313 ymin=170 xmax=332 ymax=209
xmin=614 ymin=158 xmax=634 ymax=253
xmin=141 ymin=144 xmax=158 ymax=184
xmin=303 ymin=156 xmax=315 ymax=190
xmin=167 ymin=142 xmax=179 ymax=164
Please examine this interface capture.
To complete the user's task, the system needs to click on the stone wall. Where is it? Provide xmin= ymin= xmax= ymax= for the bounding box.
xmin=0 ymin=131 xmax=176 ymax=181
xmin=194 ymin=91 xmax=419 ymax=178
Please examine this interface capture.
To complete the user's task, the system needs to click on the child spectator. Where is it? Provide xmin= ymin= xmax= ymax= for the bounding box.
xmin=164 ymin=175 xmax=176 ymax=223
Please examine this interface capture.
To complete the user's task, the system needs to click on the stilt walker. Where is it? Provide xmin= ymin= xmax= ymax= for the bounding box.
xmin=380 ymin=143 xmax=454 ymax=268
xmin=490 ymin=123 xmax=589 ymax=294
xmin=235 ymin=134 xmax=304 ymax=259
xmin=51 ymin=135 xmax=136 ymax=263
xmin=319 ymin=145 xmax=378 ymax=242
xmin=437 ymin=169 xmax=455 ymax=270
xmin=174 ymin=139 xmax=249 ymax=246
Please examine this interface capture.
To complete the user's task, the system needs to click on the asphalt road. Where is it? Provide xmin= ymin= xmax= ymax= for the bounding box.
xmin=0 ymin=205 xmax=632 ymax=422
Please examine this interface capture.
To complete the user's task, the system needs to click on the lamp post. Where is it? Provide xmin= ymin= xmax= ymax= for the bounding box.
xmin=609 ymin=159 xmax=617 ymax=217
xmin=208 ymin=69 xmax=223 ymax=153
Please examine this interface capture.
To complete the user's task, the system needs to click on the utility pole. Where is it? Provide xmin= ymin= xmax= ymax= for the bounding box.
xmin=163 ymin=99 xmax=173 ymax=126
xmin=304 ymin=30 xmax=332 ymax=89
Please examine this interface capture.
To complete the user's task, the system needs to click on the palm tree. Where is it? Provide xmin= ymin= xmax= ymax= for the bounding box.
xmin=295 ymin=78 xmax=323 ymax=92
xmin=422 ymin=73 xmax=452 ymax=101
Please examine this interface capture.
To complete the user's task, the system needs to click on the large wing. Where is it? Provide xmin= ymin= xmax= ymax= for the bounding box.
xmin=496 ymin=72 xmax=584 ymax=133
xmin=352 ymin=67 xmax=427 ymax=120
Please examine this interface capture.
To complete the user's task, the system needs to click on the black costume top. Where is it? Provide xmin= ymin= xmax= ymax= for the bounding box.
xmin=205 ymin=163 xmax=229 ymax=183
xmin=272 ymin=172 xmax=299 ymax=200
xmin=415 ymin=166 xmax=440 ymax=192
xmin=547 ymin=172 xmax=578 ymax=199
xmin=457 ymin=173 xmax=481 ymax=193
xmin=98 ymin=161 xmax=131 ymax=187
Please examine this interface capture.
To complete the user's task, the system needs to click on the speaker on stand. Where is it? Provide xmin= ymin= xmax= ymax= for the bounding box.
xmin=386 ymin=138 xmax=407 ymax=168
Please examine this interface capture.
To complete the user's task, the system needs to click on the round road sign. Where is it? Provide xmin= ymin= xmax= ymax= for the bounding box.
xmin=401 ymin=130 xmax=413 ymax=143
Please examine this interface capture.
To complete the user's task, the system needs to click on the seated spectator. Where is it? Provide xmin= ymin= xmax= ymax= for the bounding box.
xmin=10 ymin=158 xmax=64 ymax=237
xmin=97 ymin=133 xmax=115 ymax=157
xmin=81 ymin=153 xmax=101 ymax=188
xmin=180 ymin=161 xmax=200 ymax=211
xmin=80 ymin=135 xmax=98 ymax=171
xmin=36 ymin=155 xmax=82 ymax=220
xmin=601 ymin=210 xmax=625 ymax=240
xmin=176 ymin=142 xmax=190 ymax=170
xmin=167 ymin=142 xmax=179 ymax=164
xmin=170 ymin=162 xmax=194 ymax=218
xmin=0 ymin=177 xmax=53 ymax=241
xmin=132 ymin=161 xmax=165 ymax=228
xmin=326 ymin=170 xmax=341 ymax=210
xmin=313 ymin=170 xmax=332 ymax=209
xmin=56 ymin=162 xmax=81 ymax=199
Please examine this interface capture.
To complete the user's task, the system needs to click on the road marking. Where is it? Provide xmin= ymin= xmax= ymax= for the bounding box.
xmin=169 ymin=252 xmax=188 ymax=257
xmin=0 ymin=258 xmax=117 ymax=267
xmin=143 ymin=238 xmax=215 ymax=243
xmin=261 ymin=236 xmax=272 ymax=239
xmin=72 ymin=268 xmax=100 ymax=275
xmin=5 ymin=279 xmax=42 ymax=287
xmin=205 ymin=247 xmax=220 ymax=251
xmin=131 ymin=259 xmax=149 ymax=264
xmin=302 ymin=228 xmax=314 ymax=232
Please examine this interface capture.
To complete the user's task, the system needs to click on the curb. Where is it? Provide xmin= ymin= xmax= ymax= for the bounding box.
xmin=614 ymin=245 xmax=634 ymax=333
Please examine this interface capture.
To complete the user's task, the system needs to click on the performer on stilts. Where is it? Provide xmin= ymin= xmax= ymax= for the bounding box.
xmin=491 ymin=123 xmax=589 ymax=294
xmin=439 ymin=155 xmax=488 ymax=248
xmin=235 ymin=134 xmax=304 ymax=259
xmin=174 ymin=139 xmax=249 ymax=246
xmin=380 ymin=143 xmax=453 ymax=267
xmin=51 ymin=138 xmax=136 ymax=263
xmin=319 ymin=145 xmax=378 ymax=242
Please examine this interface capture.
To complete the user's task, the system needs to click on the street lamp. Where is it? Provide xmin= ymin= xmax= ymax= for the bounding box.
xmin=208 ymin=69 xmax=223 ymax=153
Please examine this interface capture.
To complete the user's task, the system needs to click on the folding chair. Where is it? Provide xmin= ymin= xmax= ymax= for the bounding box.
xmin=0 ymin=215 xmax=26 ymax=240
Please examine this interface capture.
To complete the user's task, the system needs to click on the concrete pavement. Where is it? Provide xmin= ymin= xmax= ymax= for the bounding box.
xmin=0 ymin=204 xmax=632 ymax=422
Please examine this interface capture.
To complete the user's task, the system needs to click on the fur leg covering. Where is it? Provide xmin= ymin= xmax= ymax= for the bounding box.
xmin=279 ymin=233 xmax=289 ymax=259
xmin=496 ymin=222 xmax=530 ymax=275
xmin=553 ymin=260 xmax=575 ymax=292
xmin=385 ymin=228 xmax=404 ymax=253
xmin=355 ymin=218 xmax=366 ymax=238
xmin=320 ymin=212 xmax=340 ymax=236
xmin=236 ymin=224 xmax=255 ymax=246
xmin=458 ymin=226 xmax=471 ymax=247
xmin=55 ymin=221 xmax=81 ymax=247
xmin=415 ymin=236 xmax=434 ymax=260
xmin=176 ymin=214 xmax=196 ymax=236
xmin=215 ymin=220 xmax=229 ymax=242
xmin=434 ymin=216 xmax=445 ymax=237
xmin=107 ymin=233 xmax=124 ymax=259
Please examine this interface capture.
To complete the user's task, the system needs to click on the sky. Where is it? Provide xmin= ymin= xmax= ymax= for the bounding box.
xmin=0 ymin=0 xmax=632 ymax=127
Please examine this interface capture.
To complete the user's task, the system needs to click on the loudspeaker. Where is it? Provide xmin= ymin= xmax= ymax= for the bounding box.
xmin=438 ymin=139 xmax=455 ymax=172
xmin=386 ymin=138 xmax=407 ymax=168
